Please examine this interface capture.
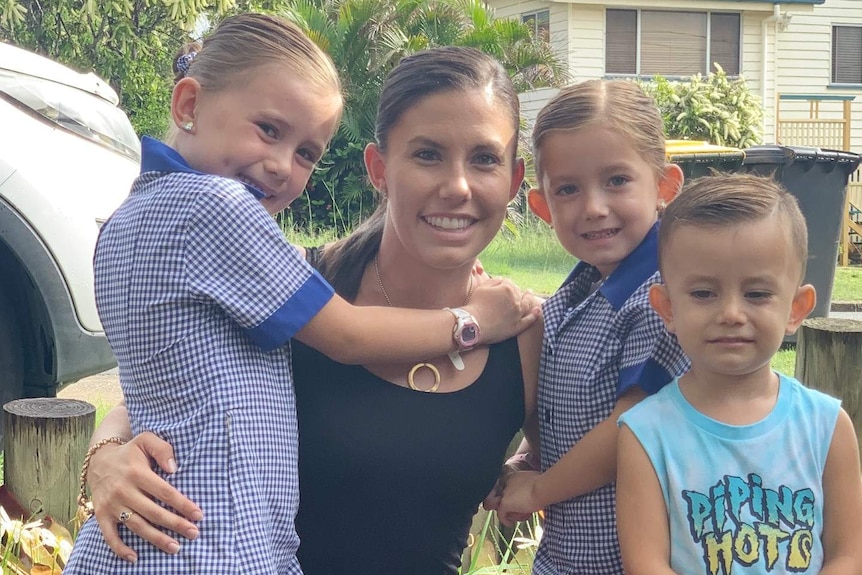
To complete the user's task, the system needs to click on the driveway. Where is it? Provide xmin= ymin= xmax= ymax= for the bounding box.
xmin=57 ymin=367 xmax=122 ymax=408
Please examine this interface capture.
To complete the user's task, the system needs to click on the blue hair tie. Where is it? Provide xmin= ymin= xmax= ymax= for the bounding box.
xmin=176 ymin=52 xmax=196 ymax=76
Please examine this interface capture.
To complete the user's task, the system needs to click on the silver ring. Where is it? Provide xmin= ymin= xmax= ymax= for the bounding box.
xmin=118 ymin=510 xmax=135 ymax=523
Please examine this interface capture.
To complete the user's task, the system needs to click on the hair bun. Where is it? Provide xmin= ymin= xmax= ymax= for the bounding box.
xmin=172 ymin=41 xmax=202 ymax=84
xmin=176 ymin=52 xmax=196 ymax=76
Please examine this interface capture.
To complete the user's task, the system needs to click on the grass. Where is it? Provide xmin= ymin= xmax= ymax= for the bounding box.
xmin=283 ymin=217 xmax=862 ymax=303
xmin=461 ymin=511 xmax=541 ymax=574
xmin=282 ymin=222 xmax=342 ymax=253
xmin=831 ymin=266 xmax=862 ymax=302
xmin=770 ymin=347 xmax=796 ymax=377
xmin=479 ymin=219 xmax=575 ymax=296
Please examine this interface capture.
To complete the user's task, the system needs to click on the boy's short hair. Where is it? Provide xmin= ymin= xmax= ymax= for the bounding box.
xmin=658 ymin=173 xmax=808 ymax=280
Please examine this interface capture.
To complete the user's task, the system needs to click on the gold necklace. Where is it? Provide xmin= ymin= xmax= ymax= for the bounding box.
xmin=373 ymin=255 xmax=474 ymax=392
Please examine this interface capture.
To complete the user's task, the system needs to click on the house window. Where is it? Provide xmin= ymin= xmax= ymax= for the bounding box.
xmin=833 ymin=26 xmax=862 ymax=84
xmin=606 ymin=9 xmax=740 ymax=76
xmin=522 ymin=10 xmax=550 ymax=42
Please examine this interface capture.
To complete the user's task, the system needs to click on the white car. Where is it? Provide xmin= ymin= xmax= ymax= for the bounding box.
xmin=0 ymin=42 xmax=139 ymax=413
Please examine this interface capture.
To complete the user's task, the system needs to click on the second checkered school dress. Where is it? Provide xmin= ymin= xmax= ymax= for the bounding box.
xmin=532 ymin=223 xmax=690 ymax=575
xmin=64 ymin=137 xmax=333 ymax=575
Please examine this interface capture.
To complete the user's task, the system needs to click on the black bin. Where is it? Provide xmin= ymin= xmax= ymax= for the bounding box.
xmin=666 ymin=141 xmax=745 ymax=181
xmin=739 ymin=146 xmax=860 ymax=319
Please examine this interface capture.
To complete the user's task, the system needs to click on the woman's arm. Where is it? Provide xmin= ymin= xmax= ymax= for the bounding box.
xmin=84 ymin=402 xmax=202 ymax=562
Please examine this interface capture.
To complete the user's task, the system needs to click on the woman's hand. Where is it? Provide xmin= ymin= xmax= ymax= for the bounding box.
xmin=88 ymin=432 xmax=202 ymax=562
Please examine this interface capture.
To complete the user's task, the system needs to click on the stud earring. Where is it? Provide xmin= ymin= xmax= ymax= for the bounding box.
xmin=183 ymin=122 xmax=194 ymax=132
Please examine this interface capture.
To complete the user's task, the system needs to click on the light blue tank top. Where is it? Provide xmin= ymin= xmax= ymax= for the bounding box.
xmin=620 ymin=374 xmax=840 ymax=575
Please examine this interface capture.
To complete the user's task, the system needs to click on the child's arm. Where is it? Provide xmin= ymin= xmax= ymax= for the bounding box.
xmin=186 ymin=186 xmax=537 ymax=365
xmin=294 ymin=276 xmax=538 ymax=365
xmin=496 ymin=287 xmax=688 ymax=521
xmin=819 ymin=408 xmax=862 ymax=574
xmin=616 ymin=424 xmax=678 ymax=575
xmin=483 ymin=318 xmax=543 ymax=517
xmin=497 ymin=386 xmax=646 ymax=522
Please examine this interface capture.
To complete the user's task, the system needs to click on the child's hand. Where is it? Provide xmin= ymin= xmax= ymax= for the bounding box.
xmin=483 ymin=452 xmax=540 ymax=511
xmin=497 ymin=470 xmax=543 ymax=527
xmin=464 ymin=278 xmax=540 ymax=345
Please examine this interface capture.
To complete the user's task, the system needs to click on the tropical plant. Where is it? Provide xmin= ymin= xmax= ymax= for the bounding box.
xmin=460 ymin=510 xmax=543 ymax=574
xmin=638 ymin=65 xmax=764 ymax=149
xmin=282 ymin=0 xmax=569 ymax=233
xmin=0 ymin=505 xmax=73 ymax=574
xmin=0 ymin=0 xmax=238 ymax=137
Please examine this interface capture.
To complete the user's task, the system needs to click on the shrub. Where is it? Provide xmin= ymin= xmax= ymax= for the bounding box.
xmin=638 ymin=65 xmax=764 ymax=149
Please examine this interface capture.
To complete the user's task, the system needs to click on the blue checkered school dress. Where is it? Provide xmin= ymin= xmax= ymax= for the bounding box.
xmin=64 ymin=138 xmax=333 ymax=574
xmin=532 ymin=224 xmax=690 ymax=575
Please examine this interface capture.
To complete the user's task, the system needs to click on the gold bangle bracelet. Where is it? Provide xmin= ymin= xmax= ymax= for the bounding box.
xmin=77 ymin=436 xmax=127 ymax=517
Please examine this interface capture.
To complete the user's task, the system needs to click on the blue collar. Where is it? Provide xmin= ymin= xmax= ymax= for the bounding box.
xmin=139 ymin=136 xmax=264 ymax=199
xmin=563 ymin=222 xmax=660 ymax=311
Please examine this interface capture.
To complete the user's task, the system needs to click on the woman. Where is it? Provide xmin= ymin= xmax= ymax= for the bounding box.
xmin=80 ymin=46 xmax=542 ymax=574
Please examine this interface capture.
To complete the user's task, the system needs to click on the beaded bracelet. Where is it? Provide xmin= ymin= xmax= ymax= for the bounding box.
xmin=77 ymin=436 xmax=127 ymax=517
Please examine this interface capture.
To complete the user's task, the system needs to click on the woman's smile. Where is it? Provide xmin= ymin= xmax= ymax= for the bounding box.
xmin=422 ymin=215 xmax=476 ymax=231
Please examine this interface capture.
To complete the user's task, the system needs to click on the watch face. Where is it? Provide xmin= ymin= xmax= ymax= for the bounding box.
xmin=461 ymin=324 xmax=478 ymax=345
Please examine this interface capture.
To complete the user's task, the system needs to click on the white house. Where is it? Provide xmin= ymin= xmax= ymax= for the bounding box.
xmin=488 ymin=0 xmax=862 ymax=153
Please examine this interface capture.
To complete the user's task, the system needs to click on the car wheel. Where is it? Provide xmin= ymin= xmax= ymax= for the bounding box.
xmin=0 ymin=287 xmax=24 ymax=434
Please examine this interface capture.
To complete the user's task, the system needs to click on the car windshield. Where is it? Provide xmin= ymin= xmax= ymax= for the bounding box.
xmin=0 ymin=69 xmax=141 ymax=161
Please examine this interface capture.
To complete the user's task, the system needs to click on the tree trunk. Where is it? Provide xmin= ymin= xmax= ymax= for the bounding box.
xmin=3 ymin=398 xmax=95 ymax=525
xmin=795 ymin=318 xmax=862 ymax=459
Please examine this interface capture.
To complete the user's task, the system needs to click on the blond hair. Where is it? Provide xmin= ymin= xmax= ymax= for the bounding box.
xmin=532 ymin=79 xmax=666 ymax=181
xmin=659 ymin=173 xmax=809 ymax=280
xmin=166 ymin=13 xmax=342 ymax=143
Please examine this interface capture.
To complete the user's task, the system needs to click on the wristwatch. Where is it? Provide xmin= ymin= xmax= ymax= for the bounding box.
xmin=445 ymin=307 xmax=481 ymax=351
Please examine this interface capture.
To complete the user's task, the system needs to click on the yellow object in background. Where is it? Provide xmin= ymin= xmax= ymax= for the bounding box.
xmin=665 ymin=139 xmax=744 ymax=156
xmin=665 ymin=140 xmax=746 ymax=180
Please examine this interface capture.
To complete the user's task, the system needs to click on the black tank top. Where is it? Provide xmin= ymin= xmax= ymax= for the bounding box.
xmin=292 ymin=337 xmax=525 ymax=574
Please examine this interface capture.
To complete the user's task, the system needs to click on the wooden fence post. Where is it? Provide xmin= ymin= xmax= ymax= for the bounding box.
xmin=795 ymin=318 xmax=862 ymax=458
xmin=3 ymin=398 xmax=95 ymax=526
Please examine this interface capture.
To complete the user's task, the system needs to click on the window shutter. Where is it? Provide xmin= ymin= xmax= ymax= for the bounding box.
xmin=710 ymin=13 xmax=740 ymax=75
xmin=536 ymin=10 xmax=550 ymax=42
xmin=833 ymin=26 xmax=862 ymax=84
xmin=606 ymin=9 xmax=636 ymax=74
xmin=641 ymin=11 xmax=707 ymax=76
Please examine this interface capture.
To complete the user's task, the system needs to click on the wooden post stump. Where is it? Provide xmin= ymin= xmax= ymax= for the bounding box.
xmin=795 ymin=318 xmax=862 ymax=458
xmin=3 ymin=398 xmax=95 ymax=525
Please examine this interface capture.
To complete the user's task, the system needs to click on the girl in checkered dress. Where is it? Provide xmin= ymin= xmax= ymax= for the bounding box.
xmin=65 ymin=15 xmax=536 ymax=575
xmin=494 ymin=80 xmax=691 ymax=574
